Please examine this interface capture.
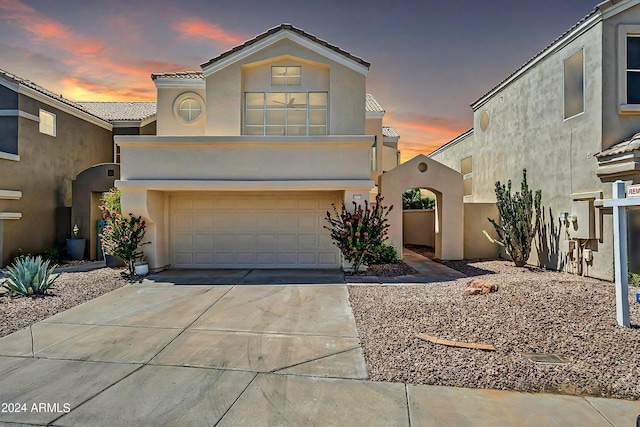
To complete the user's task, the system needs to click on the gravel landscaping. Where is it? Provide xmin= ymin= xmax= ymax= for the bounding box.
xmin=348 ymin=262 xmax=420 ymax=277
xmin=348 ymin=259 xmax=640 ymax=400
xmin=0 ymin=267 xmax=128 ymax=338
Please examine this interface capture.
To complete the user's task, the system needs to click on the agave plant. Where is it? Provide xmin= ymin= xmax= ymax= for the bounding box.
xmin=1 ymin=255 xmax=58 ymax=296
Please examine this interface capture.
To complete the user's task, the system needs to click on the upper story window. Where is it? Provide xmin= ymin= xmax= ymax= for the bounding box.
xmin=172 ymin=92 xmax=205 ymax=124
xmin=617 ymin=25 xmax=640 ymax=114
xmin=39 ymin=110 xmax=56 ymax=136
xmin=461 ymin=156 xmax=473 ymax=199
xmin=563 ymin=48 xmax=584 ymax=120
xmin=244 ymin=92 xmax=327 ymax=136
xmin=271 ymin=66 xmax=301 ymax=85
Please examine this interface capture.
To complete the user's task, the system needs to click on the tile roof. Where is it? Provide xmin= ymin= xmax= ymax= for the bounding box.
xmin=0 ymin=68 xmax=109 ymax=123
xmin=382 ymin=126 xmax=399 ymax=138
xmin=77 ymin=102 xmax=157 ymax=121
xmin=471 ymin=6 xmax=600 ymax=109
xmin=200 ymin=24 xmax=370 ymax=70
xmin=365 ymin=93 xmax=384 ymax=113
xmin=596 ymin=133 xmax=640 ymax=158
xmin=151 ymin=71 xmax=204 ymax=80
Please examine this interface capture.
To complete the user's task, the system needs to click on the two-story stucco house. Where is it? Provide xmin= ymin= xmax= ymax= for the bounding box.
xmin=0 ymin=68 xmax=157 ymax=266
xmin=116 ymin=24 xmax=399 ymax=271
xmin=430 ymin=0 xmax=640 ymax=281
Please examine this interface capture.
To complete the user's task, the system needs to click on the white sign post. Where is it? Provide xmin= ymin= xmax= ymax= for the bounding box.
xmin=604 ymin=180 xmax=640 ymax=327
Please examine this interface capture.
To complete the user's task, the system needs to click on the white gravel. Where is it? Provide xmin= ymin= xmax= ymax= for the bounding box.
xmin=348 ymin=259 xmax=640 ymax=400
xmin=0 ymin=267 xmax=128 ymax=338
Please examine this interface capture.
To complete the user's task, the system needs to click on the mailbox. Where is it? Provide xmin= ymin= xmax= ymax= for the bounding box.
xmin=630 ymin=209 xmax=640 ymax=273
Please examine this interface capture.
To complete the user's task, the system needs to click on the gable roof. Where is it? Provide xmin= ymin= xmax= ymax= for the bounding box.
xmin=382 ymin=126 xmax=399 ymax=138
xmin=0 ymin=68 xmax=111 ymax=125
xmin=77 ymin=102 xmax=157 ymax=121
xmin=365 ymin=94 xmax=384 ymax=113
xmin=200 ymin=24 xmax=370 ymax=74
xmin=471 ymin=0 xmax=636 ymax=110
xmin=151 ymin=71 xmax=204 ymax=81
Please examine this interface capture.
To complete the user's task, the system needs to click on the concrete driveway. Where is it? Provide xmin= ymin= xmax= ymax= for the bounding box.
xmin=1 ymin=272 xmax=640 ymax=426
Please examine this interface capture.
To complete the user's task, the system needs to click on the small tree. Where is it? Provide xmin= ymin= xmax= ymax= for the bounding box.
xmin=484 ymin=169 xmax=542 ymax=267
xmin=99 ymin=190 xmax=150 ymax=275
xmin=325 ymin=194 xmax=393 ymax=272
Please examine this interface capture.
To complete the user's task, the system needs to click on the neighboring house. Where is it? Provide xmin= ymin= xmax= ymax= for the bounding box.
xmin=0 ymin=69 xmax=157 ymax=266
xmin=429 ymin=0 xmax=640 ymax=281
xmin=116 ymin=24 xmax=399 ymax=270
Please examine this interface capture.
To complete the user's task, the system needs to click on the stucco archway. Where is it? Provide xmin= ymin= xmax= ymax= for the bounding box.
xmin=381 ymin=155 xmax=463 ymax=260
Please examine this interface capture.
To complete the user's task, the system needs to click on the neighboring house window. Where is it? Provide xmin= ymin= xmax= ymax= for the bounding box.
xmin=115 ymin=145 xmax=121 ymax=164
xmin=271 ymin=66 xmax=301 ymax=85
xmin=563 ymin=48 xmax=584 ymax=120
xmin=39 ymin=110 xmax=55 ymax=136
xmin=244 ymin=92 xmax=327 ymax=136
xmin=461 ymin=156 xmax=472 ymax=198
xmin=617 ymin=25 xmax=640 ymax=113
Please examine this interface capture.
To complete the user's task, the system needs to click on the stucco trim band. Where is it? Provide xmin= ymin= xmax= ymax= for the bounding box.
xmin=0 ymin=190 xmax=22 ymax=200
xmin=0 ymin=152 xmax=19 ymax=162
xmin=0 ymin=110 xmax=39 ymax=122
xmin=115 ymin=179 xmax=374 ymax=192
xmin=115 ymin=135 xmax=375 ymax=147
xmin=0 ymin=213 xmax=22 ymax=220
xmin=154 ymin=79 xmax=205 ymax=89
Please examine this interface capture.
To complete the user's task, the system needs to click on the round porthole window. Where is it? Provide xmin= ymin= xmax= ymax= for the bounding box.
xmin=173 ymin=92 xmax=205 ymax=124
xmin=418 ymin=162 xmax=428 ymax=173
xmin=480 ymin=111 xmax=489 ymax=132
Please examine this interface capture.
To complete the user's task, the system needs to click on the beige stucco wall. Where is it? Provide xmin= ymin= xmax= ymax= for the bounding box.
xmin=464 ymin=203 xmax=500 ymax=259
xmin=602 ymin=4 xmax=640 ymax=152
xmin=403 ymin=210 xmax=435 ymax=246
xmin=156 ymin=87 xmax=206 ymax=136
xmin=0 ymin=95 xmax=113 ymax=265
xmin=381 ymin=155 xmax=464 ymax=260
xmin=431 ymin=22 xmax=614 ymax=280
xmin=205 ymin=38 xmax=366 ymax=136
xmin=117 ymin=136 xmax=373 ymax=182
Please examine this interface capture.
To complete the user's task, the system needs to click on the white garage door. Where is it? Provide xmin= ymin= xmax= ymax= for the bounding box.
xmin=171 ymin=192 xmax=341 ymax=269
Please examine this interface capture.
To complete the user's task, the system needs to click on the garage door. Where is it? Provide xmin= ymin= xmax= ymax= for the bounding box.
xmin=171 ymin=192 xmax=341 ymax=269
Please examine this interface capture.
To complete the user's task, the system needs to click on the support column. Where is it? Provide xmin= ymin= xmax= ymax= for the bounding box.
xmin=612 ymin=181 xmax=630 ymax=327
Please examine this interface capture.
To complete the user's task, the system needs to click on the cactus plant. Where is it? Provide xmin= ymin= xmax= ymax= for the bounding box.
xmin=2 ymin=255 xmax=58 ymax=296
xmin=484 ymin=169 xmax=542 ymax=267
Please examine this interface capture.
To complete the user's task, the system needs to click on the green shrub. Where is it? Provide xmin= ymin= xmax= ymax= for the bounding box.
xmin=365 ymin=243 xmax=399 ymax=265
xmin=402 ymin=189 xmax=435 ymax=210
xmin=38 ymin=246 xmax=64 ymax=264
xmin=2 ymin=255 xmax=58 ymax=297
xmin=484 ymin=169 xmax=541 ymax=267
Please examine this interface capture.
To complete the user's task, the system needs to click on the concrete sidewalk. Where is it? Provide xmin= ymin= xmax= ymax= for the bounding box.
xmin=0 ymin=280 xmax=638 ymax=426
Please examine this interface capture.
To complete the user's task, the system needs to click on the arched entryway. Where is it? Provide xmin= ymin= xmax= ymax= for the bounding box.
xmin=381 ymin=155 xmax=463 ymax=260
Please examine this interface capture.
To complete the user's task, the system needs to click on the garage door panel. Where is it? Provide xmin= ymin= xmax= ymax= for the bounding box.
xmin=193 ymin=214 xmax=214 ymax=229
xmin=171 ymin=193 xmax=340 ymax=269
xmin=174 ymin=234 xmax=193 ymax=250
xmin=193 ymin=235 xmax=214 ymax=250
xmin=256 ymin=234 xmax=277 ymax=250
xmin=298 ymin=214 xmax=318 ymax=229
xmin=195 ymin=253 xmax=214 ymax=265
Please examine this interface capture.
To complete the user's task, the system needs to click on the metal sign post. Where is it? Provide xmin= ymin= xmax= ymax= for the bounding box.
xmin=604 ymin=181 xmax=640 ymax=327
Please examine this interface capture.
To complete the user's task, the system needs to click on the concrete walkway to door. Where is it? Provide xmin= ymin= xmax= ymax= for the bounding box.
xmin=0 ymin=273 xmax=639 ymax=425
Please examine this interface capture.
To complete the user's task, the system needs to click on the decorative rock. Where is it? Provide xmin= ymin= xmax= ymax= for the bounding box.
xmin=462 ymin=278 xmax=498 ymax=296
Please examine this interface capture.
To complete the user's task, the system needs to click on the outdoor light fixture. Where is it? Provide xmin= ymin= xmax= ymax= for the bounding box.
xmin=353 ymin=194 xmax=362 ymax=200
xmin=559 ymin=212 xmax=568 ymax=224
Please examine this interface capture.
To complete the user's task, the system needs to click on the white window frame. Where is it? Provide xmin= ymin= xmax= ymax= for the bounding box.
xmin=39 ymin=109 xmax=56 ymax=137
xmin=172 ymin=92 xmax=205 ymax=125
xmin=562 ymin=47 xmax=585 ymax=121
xmin=618 ymin=25 xmax=640 ymax=114
xmin=271 ymin=66 xmax=302 ymax=86
xmin=244 ymin=91 xmax=328 ymax=136
xmin=461 ymin=156 xmax=473 ymax=201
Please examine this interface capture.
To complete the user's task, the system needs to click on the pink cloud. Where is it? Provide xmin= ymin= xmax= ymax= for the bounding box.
xmin=173 ymin=18 xmax=246 ymax=46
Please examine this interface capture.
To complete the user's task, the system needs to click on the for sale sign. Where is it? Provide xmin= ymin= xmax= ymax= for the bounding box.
xmin=628 ymin=184 xmax=640 ymax=198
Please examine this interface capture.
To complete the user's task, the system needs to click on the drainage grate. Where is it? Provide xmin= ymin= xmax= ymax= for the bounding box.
xmin=521 ymin=353 xmax=567 ymax=364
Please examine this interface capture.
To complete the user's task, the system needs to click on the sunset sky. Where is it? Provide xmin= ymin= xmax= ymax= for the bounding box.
xmin=0 ymin=0 xmax=596 ymax=160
